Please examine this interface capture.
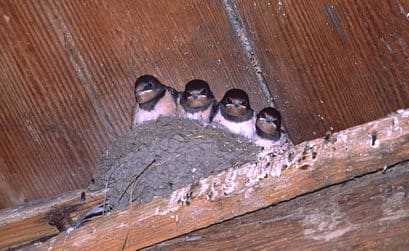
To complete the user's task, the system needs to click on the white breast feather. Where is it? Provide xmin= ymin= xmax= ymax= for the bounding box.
xmin=182 ymin=105 xmax=213 ymax=123
xmin=133 ymin=91 xmax=176 ymax=126
xmin=252 ymin=133 xmax=286 ymax=149
xmin=212 ymin=111 xmax=255 ymax=139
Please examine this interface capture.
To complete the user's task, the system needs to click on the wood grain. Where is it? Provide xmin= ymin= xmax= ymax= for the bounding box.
xmin=27 ymin=109 xmax=409 ymax=250
xmin=0 ymin=0 xmax=267 ymax=209
xmin=0 ymin=190 xmax=104 ymax=250
xmin=148 ymin=160 xmax=409 ymax=250
xmin=234 ymin=0 xmax=409 ymax=143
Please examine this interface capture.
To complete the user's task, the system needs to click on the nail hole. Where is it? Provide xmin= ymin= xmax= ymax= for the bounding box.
xmin=300 ymin=164 xmax=309 ymax=170
xmin=288 ymin=152 xmax=294 ymax=161
xmin=324 ymin=131 xmax=331 ymax=141
xmin=371 ymin=131 xmax=377 ymax=146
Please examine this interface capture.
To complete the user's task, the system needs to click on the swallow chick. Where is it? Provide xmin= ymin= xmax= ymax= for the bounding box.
xmin=212 ymin=88 xmax=255 ymax=138
xmin=253 ymin=107 xmax=282 ymax=148
xmin=178 ymin=79 xmax=216 ymax=124
xmin=132 ymin=75 xmax=178 ymax=127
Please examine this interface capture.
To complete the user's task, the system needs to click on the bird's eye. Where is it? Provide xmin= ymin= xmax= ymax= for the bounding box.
xmin=226 ymin=97 xmax=233 ymax=104
xmin=144 ymin=83 xmax=152 ymax=90
xmin=200 ymin=89 xmax=207 ymax=96
xmin=260 ymin=113 xmax=267 ymax=119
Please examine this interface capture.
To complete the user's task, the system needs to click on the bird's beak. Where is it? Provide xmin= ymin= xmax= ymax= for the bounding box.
xmin=135 ymin=89 xmax=154 ymax=103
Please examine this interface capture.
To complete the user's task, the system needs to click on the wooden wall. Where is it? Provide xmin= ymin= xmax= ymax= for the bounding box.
xmin=0 ymin=0 xmax=408 ymax=209
xmin=236 ymin=0 xmax=409 ymax=142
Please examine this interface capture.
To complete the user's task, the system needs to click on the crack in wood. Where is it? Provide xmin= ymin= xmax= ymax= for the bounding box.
xmin=221 ymin=0 xmax=274 ymax=107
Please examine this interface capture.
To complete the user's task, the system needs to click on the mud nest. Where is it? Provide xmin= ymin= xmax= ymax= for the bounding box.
xmin=88 ymin=117 xmax=261 ymax=209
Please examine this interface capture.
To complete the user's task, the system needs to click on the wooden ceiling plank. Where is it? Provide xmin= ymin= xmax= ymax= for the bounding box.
xmin=234 ymin=0 xmax=409 ymax=143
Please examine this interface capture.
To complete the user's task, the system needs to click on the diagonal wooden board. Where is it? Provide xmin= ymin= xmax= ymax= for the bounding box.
xmin=146 ymin=160 xmax=409 ymax=250
xmin=11 ymin=109 xmax=409 ymax=250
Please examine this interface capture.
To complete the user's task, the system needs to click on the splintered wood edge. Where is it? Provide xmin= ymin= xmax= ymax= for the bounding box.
xmin=27 ymin=109 xmax=409 ymax=250
xmin=0 ymin=190 xmax=105 ymax=250
xmin=0 ymin=190 xmax=104 ymax=227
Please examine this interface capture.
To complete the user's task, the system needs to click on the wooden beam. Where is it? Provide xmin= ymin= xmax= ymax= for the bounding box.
xmin=147 ymin=159 xmax=409 ymax=250
xmin=0 ymin=190 xmax=104 ymax=250
xmin=14 ymin=109 xmax=409 ymax=250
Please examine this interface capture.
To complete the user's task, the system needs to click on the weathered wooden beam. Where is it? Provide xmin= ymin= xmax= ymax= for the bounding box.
xmin=0 ymin=190 xmax=104 ymax=250
xmin=147 ymin=160 xmax=409 ymax=250
xmin=22 ymin=109 xmax=409 ymax=251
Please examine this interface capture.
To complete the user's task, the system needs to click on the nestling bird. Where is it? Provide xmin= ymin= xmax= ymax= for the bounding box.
xmin=253 ymin=107 xmax=282 ymax=148
xmin=212 ymin=88 xmax=255 ymax=138
xmin=132 ymin=75 xmax=178 ymax=127
xmin=178 ymin=79 xmax=217 ymax=124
